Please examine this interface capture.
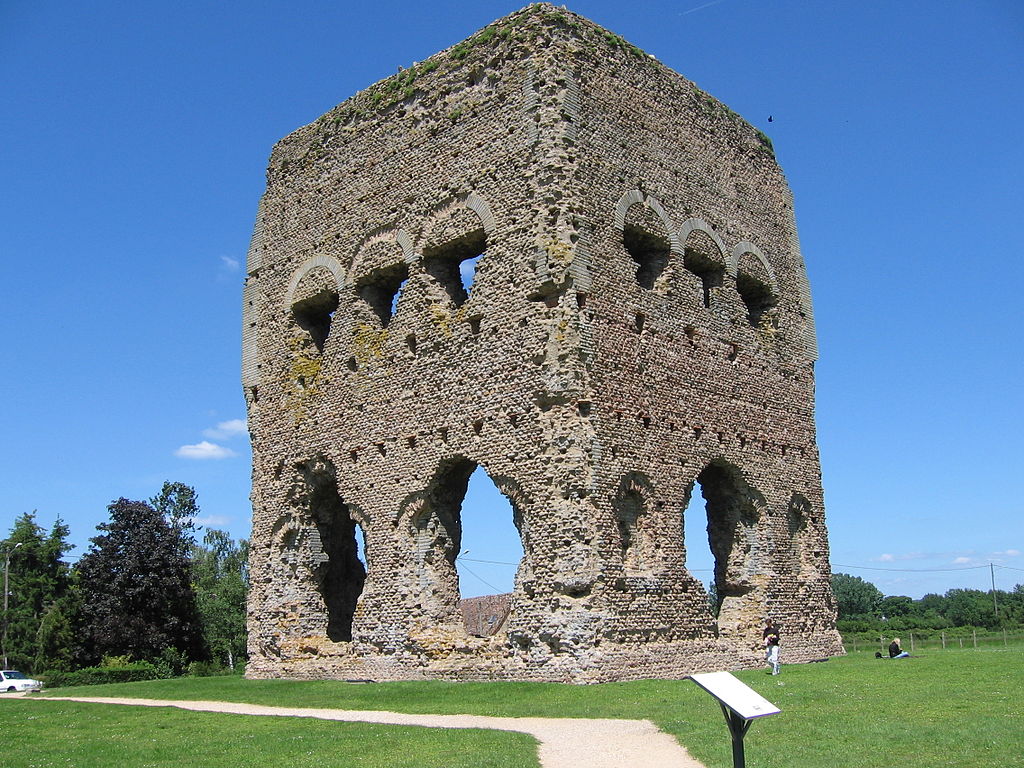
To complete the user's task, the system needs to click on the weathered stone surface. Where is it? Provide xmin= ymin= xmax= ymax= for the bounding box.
xmin=243 ymin=3 xmax=843 ymax=683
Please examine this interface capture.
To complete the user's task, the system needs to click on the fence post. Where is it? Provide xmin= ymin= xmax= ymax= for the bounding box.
xmin=973 ymin=629 xmax=977 ymax=649
xmin=909 ymin=632 xmax=914 ymax=652
xmin=958 ymin=636 xmax=963 ymax=648
xmin=1004 ymin=629 xmax=1008 ymax=647
xmin=942 ymin=631 xmax=946 ymax=649
xmin=852 ymin=637 xmax=857 ymax=653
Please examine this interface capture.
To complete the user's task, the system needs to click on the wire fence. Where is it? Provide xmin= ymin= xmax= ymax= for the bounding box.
xmin=841 ymin=629 xmax=1024 ymax=654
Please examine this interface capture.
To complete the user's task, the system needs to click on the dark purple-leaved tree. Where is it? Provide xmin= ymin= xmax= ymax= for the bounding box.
xmin=77 ymin=497 xmax=205 ymax=666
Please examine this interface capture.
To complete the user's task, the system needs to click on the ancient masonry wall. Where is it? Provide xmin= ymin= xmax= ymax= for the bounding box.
xmin=242 ymin=4 xmax=844 ymax=683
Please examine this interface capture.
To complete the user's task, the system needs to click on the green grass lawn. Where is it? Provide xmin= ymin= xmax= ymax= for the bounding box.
xmin=7 ymin=645 xmax=1022 ymax=768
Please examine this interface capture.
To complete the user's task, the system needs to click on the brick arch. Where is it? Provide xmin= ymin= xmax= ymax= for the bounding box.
xmin=731 ymin=241 xmax=776 ymax=288
xmin=348 ymin=229 xmax=415 ymax=328
xmin=677 ymin=218 xmax=728 ymax=268
xmin=613 ymin=191 xmax=681 ymax=290
xmin=349 ymin=227 xmax=415 ymax=277
xmin=418 ymin=192 xmax=495 ymax=253
xmin=677 ymin=219 xmax=728 ymax=308
xmin=284 ymin=254 xmax=345 ymax=309
xmin=418 ymin=194 xmax=493 ymax=308
xmin=733 ymin=242 xmax=779 ymax=329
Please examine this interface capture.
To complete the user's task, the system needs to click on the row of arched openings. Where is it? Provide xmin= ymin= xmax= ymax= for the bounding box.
xmin=284 ymin=191 xmax=782 ymax=358
xmin=280 ymin=456 xmax=812 ymax=641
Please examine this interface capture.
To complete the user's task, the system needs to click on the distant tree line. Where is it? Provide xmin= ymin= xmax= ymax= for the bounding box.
xmin=830 ymin=572 xmax=1024 ymax=634
xmin=2 ymin=482 xmax=247 ymax=678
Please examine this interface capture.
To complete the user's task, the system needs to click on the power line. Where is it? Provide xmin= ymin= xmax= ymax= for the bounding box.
xmin=833 ymin=563 xmax=990 ymax=573
xmin=460 ymin=557 xmax=518 ymax=566
xmin=456 ymin=560 xmax=504 ymax=595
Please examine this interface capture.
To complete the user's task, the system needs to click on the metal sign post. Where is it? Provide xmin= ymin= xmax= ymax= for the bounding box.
xmin=690 ymin=671 xmax=780 ymax=768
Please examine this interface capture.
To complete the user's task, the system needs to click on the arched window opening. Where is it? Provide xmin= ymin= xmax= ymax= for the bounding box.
xmin=682 ymin=487 xmax=718 ymax=616
xmin=423 ymin=228 xmax=486 ymax=307
xmin=681 ymin=461 xmax=763 ymax=635
xmin=613 ymin=472 xmax=655 ymax=571
xmin=736 ymin=269 xmax=777 ymax=330
xmin=787 ymin=494 xmax=812 ymax=575
xmin=292 ymin=288 xmax=339 ymax=353
xmin=624 ymin=225 xmax=670 ymax=290
xmin=683 ymin=230 xmax=725 ymax=308
xmin=409 ymin=458 xmax=526 ymax=635
xmin=684 ymin=249 xmax=724 ymax=308
xmin=357 ymin=262 xmax=409 ymax=327
xmin=294 ymin=458 xmax=366 ymax=642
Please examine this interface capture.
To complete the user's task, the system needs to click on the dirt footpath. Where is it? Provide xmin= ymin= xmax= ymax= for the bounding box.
xmin=24 ymin=695 xmax=707 ymax=768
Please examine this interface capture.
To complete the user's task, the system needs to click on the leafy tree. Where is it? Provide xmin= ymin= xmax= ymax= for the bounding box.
xmin=77 ymin=498 xmax=205 ymax=666
xmin=1 ymin=512 xmax=74 ymax=672
xmin=830 ymin=572 xmax=883 ymax=618
xmin=942 ymin=588 xmax=996 ymax=628
xmin=879 ymin=595 xmax=914 ymax=618
xmin=151 ymin=481 xmax=199 ymax=542
xmin=191 ymin=529 xmax=249 ymax=669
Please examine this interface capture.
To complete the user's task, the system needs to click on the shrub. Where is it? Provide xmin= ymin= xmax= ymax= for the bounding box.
xmin=41 ymin=661 xmax=164 ymax=688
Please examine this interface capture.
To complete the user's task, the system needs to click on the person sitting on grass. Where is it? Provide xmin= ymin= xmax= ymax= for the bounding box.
xmin=888 ymin=638 xmax=910 ymax=658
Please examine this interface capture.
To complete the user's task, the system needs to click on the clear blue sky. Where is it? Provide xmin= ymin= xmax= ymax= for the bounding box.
xmin=2 ymin=0 xmax=1021 ymax=600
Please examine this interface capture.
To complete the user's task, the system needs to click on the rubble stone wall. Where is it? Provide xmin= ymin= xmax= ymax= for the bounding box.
xmin=243 ymin=3 xmax=843 ymax=683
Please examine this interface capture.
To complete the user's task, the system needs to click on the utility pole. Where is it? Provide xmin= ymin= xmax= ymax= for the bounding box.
xmin=2 ymin=542 xmax=23 ymax=669
xmin=990 ymin=562 xmax=999 ymax=618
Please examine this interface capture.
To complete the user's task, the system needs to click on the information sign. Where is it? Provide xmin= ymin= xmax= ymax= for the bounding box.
xmin=690 ymin=671 xmax=780 ymax=768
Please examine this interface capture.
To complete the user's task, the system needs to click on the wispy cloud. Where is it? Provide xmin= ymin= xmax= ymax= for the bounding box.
xmin=220 ymin=255 xmax=240 ymax=272
xmin=202 ymin=418 xmax=247 ymax=440
xmin=875 ymin=552 xmax=926 ymax=563
xmin=681 ymin=0 xmax=728 ymax=16
xmin=193 ymin=514 xmax=232 ymax=527
xmin=175 ymin=441 xmax=236 ymax=460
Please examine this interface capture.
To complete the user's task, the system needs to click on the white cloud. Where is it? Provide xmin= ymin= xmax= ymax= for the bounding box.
xmin=202 ymin=418 xmax=248 ymax=440
xmin=952 ymin=556 xmax=974 ymax=565
xmin=873 ymin=552 xmax=925 ymax=562
xmin=175 ymin=441 xmax=236 ymax=460
xmin=997 ymin=549 xmax=1020 ymax=558
xmin=193 ymin=514 xmax=232 ymax=527
xmin=220 ymin=255 xmax=240 ymax=272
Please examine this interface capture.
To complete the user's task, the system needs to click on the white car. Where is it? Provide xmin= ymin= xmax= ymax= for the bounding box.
xmin=1 ymin=670 xmax=43 ymax=692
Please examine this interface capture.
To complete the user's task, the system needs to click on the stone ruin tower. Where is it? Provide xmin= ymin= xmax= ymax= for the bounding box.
xmin=242 ymin=4 xmax=843 ymax=683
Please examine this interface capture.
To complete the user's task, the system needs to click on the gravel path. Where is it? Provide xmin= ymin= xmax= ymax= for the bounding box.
xmin=22 ymin=695 xmax=707 ymax=768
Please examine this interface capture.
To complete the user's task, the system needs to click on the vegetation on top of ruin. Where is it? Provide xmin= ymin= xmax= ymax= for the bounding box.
xmin=269 ymin=4 xmax=774 ymax=177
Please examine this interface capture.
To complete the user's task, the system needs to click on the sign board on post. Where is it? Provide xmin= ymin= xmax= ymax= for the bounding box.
xmin=690 ymin=671 xmax=780 ymax=768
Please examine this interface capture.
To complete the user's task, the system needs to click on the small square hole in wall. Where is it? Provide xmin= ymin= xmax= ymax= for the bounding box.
xmin=349 ymin=449 xmax=358 ymax=463
xmin=346 ymin=357 xmax=358 ymax=372
xmin=693 ymin=427 xmax=703 ymax=440
xmin=509 ymin=413 xmax=519 ymax=427
xmin=578 ymin=401 xmax=592 ymax=417
xmin=634 ymin=313 xmax=646 ymax=333
xmin=641 ymin=415 xmax=651 ymax=429
xmin=439 ymin=427 xmax=449 ymax=443
xmin=376 ymin=443 xmax=386 ymax=456
xmin=468 ymin=315 xmax=482 ymax=335
xmin=407 ymin=435 xmax=417 ymax=448
xmin=576 ymin=292 xmax=588 ymax=309
xmin=406 ymin=334 xmax=417 ymax=354
xmin=473 ymin=420 xmax=483 ymax=435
